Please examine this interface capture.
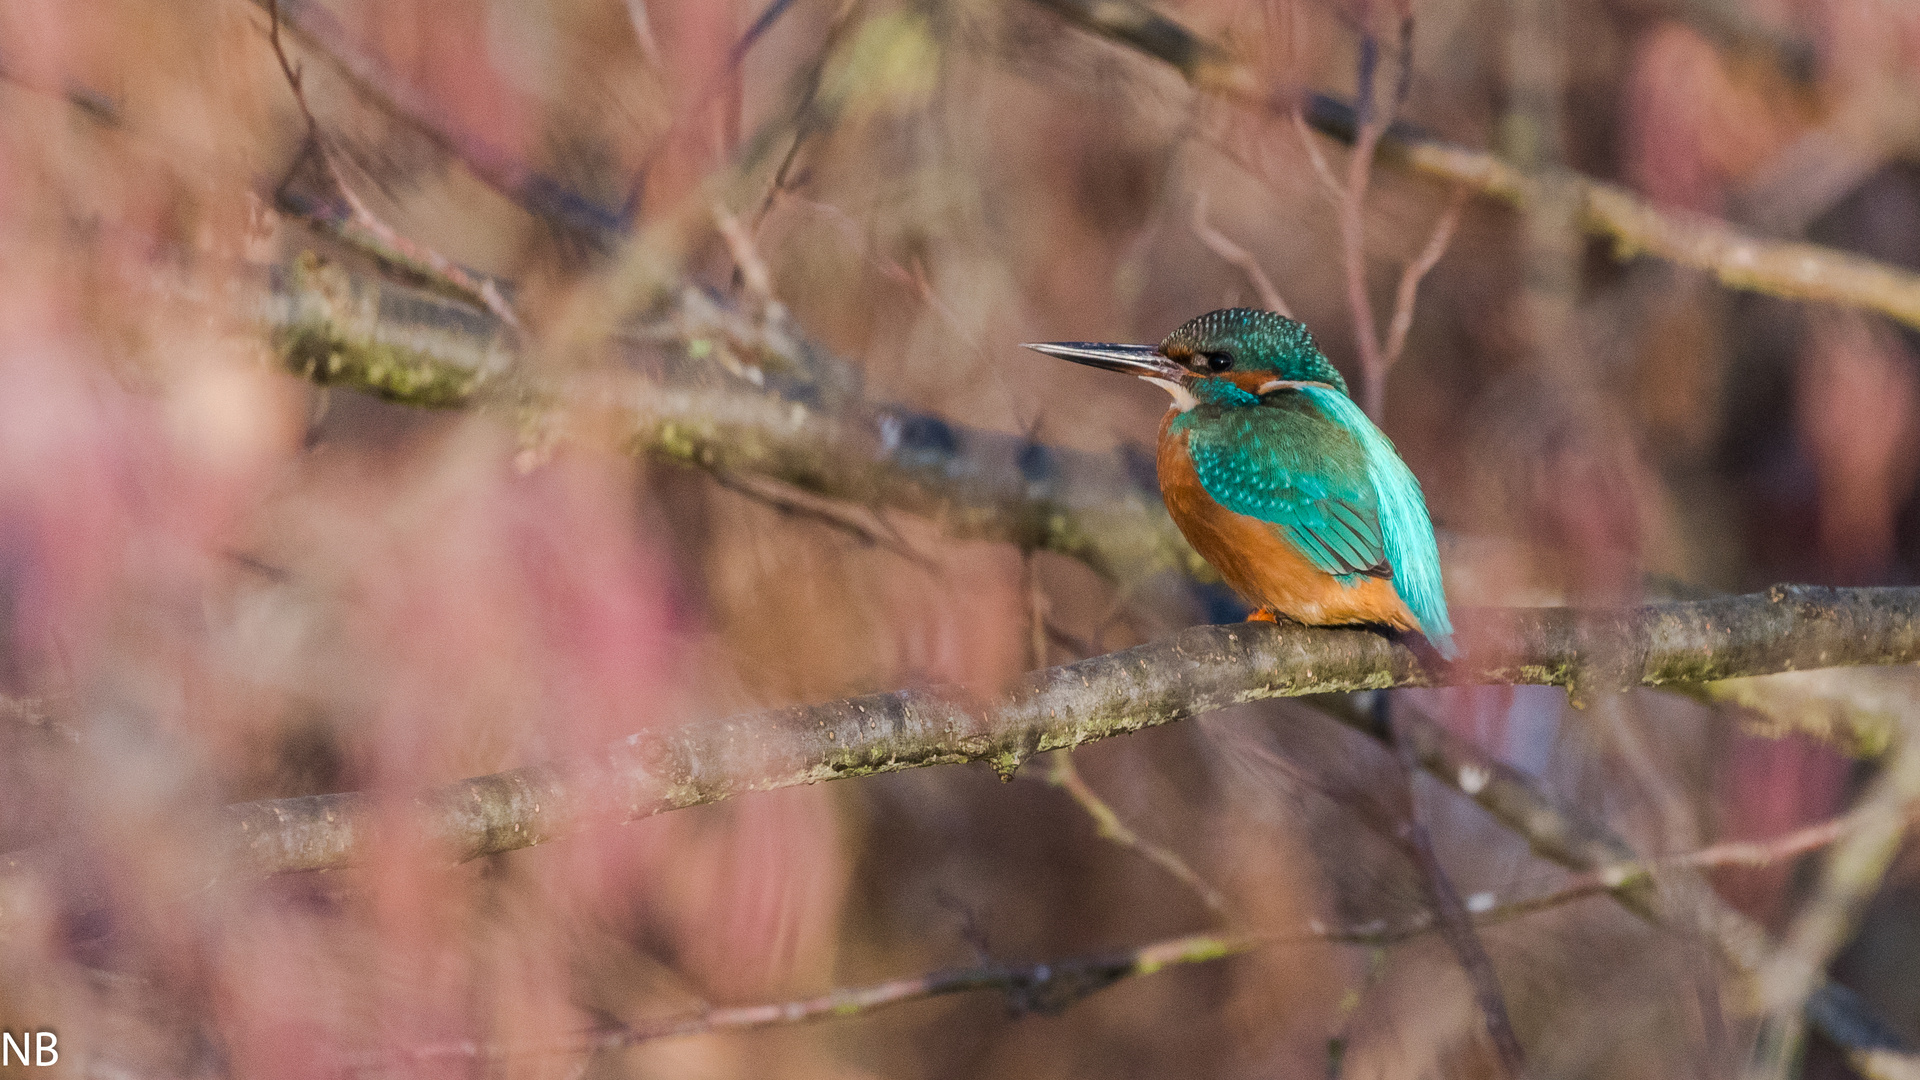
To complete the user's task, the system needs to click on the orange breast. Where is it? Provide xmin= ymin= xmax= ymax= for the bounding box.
xmin=1158 ymin=416 xmax=1417 ymax=631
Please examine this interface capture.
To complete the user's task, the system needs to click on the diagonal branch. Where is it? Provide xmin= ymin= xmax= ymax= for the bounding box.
xmin=1045 ymin=750 xmax=1230 ymax=915
xmin=1353 ymin=696 xmax=1920 ymax=1079
xmin=264 ymin=2 xmax=522 ymax=331
xmin=252 ymin=0 xmax=626 ymax=245
xmin=1190 ymin=192 xmax=1294 ymax=317
xmin=1028 ymin=0 xmax=1920 ymax=336
xmin=1386 ymin=702 xmax=1527 ymax=1077
xmin=1382 ymin=186 xmax=1468 ymax=369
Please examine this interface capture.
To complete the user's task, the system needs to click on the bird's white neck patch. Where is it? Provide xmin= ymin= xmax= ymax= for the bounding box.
xmin=1255 ymin=379 xmax=1330 ymax=395
xmin=1142 ymin=376 xmax=1197 ymax=412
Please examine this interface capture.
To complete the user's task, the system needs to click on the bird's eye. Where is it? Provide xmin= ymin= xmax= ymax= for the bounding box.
xmin=1201 ymin=351 xmax=1233 ymax=373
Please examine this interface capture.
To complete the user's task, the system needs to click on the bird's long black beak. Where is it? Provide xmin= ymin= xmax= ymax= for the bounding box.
xmin=1021 ymin=341 xmax=1186 ymax=380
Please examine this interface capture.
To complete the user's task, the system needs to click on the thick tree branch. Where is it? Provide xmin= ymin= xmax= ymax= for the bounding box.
xmin=17 ymin=590 xmax=1918 ymax=1068
xmin=218 ymin=585 xmax=1920 ymax=877
xmin=260 ymin=258 xmax=1201 ymax=584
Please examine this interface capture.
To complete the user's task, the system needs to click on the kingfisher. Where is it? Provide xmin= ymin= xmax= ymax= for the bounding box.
xmin=1025 ymin=308 xmax=1456 ymax=659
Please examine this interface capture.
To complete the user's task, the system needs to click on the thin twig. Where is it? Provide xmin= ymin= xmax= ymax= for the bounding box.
xmin=1026 ymin=553 xmax=1050 ymax=671
xmin=381 ymin=931 xmax=1266 ymax=1068
xmin=756 ymin=0 xmax=866 ymax=224
xmin=1035 ymin=0 xmax=1920 ymax=337
xmin=1385 ymin=701 xmax=1527 ymax=1078
xmin=264 ymin=0 xmax=522 ymax=331
xmin=1381 ymin=185 xmax=1467 ymax=367
xmin=705 ymin=469 xmax=938 ymax=571
xmin=1190 ymin=192 xmax=1293 ymax=316
xmin=714 ymin=205 xmax=778 ymax=307
xmin=1354 ymin=696 xmax=1920 ymax=1078
xmin=328 ymin=176 xmax=524 ymax=331
xmin=1291 ymin=108 xmax=1346 ymax=204
xmin=626 ymin=0 xmax=814 ymax=207
xmin=622 ymin=0 xmax=663 ymax=68
xmin=1338 ymin=95 xmax=1390 ymax=417
xmin=1590 ymin=695 xmax=1735 ymax=1074
xmin=1043 ymin=619 xmax=1100 ymax=661
xmin=366 ymin=811 xmax=1865 ymax=1069
xmin=786 ymin=196 xmax=998 ymax=367
xmin=1045 ymin=750 xmax=1230 ymax=915
xmin=250 ymin=0 xmax=624 ymax=242
xmin=1749 ymin=722 xmax=1920 ymax=1080
xmin=1286 ymin=27 xmax=1411 ymax=421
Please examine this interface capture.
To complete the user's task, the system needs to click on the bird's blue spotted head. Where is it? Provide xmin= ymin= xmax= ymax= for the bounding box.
xmin=1157 ymin=309 xmax=1348 ymax=395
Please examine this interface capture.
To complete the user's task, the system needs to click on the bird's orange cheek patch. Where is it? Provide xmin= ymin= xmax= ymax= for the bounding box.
xmin=1220 ymin=371 xmax=1280 ymax=396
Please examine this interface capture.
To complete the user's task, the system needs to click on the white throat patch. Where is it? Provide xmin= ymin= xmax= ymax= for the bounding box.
xmin=1142 ymin=376 xmax=1198 ymax=412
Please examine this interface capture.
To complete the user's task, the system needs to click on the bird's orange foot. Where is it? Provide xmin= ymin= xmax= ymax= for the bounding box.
xmin=1246 ymin=607 xmax=1280 ymax=623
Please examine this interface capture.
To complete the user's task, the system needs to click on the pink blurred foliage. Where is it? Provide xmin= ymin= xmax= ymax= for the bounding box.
xmin=304 ymin=437 xmax=678 ymax=784
xmin=1620 ymin=23 xmax=1787 ymax=215
xmin=232 ymin=429 xmax=849 ymax=1049
xmin=1712 ymin=729 xmax=1852 ymax=926
xmin=0 ymin=295 xmax=154 ymax=696
xmin=0 ymin=0 xmax=852 ymax=1050
xmin=637 ymin=0 xmax=743 ymax=215
xmin=628 ymin=787 xmax=850 ymax=1001
xmin=876 ymin=543 xmax=1031 ymax=690
xmin=1797 ymin=313 xmax=1920 ymax=579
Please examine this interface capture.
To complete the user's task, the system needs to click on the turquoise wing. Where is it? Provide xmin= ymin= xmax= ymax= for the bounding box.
xmin=1297 ymin=387 xmax=1456 ymax=659
xmin=1182 ymin=404 xmax=1388 ymax=581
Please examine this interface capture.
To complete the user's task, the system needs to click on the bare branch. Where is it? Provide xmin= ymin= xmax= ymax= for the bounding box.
xmin=264 ymin=1 xmax=521 ymax=330
xmin=1290 ymin=108 xmax=1346 ymax=205
xmin=361 ymin=810 xmax=1868 ymax=1069
xmin=714 ymin=205 xmax=779 ymax=308
xmin=1386 ymin=702 xmax=1527 ymax=1077
xmin=1361 ymin=696 xmax=1920 ymax=1078
xmin=1190 ymin=192 xmax=1293 ymax=317
xmin=705 ymin=469 xmax=938 ymax=571
xmin=378 ymin=931 xmax=1264 ymax=1068
xmin=212 ymin=585 xmax=1920 ymax=877
xmin=1751 ymin=723 xmax=1920 ymax=1079
xmin=1033 ymin=0 xmax=1920 ymax=337
xmin=622 ymin=0 xmax=664 ymax=69
xmin=251 ymin=261 xmax=1920 ymax=803
xmin=254 ymin=0 xmax=623 ymax=243
xmin=19 ymin=585 xmax=1919 ymax=1069
xmin=1382 ymin=186 xmax=1468 ymax=368
xmin=1340 ymin=110 xmax=1389 ymax=418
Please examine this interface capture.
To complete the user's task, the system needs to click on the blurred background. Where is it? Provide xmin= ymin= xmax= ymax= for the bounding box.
xmin=4 ymin=0 xmax=1920 ymax=1075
